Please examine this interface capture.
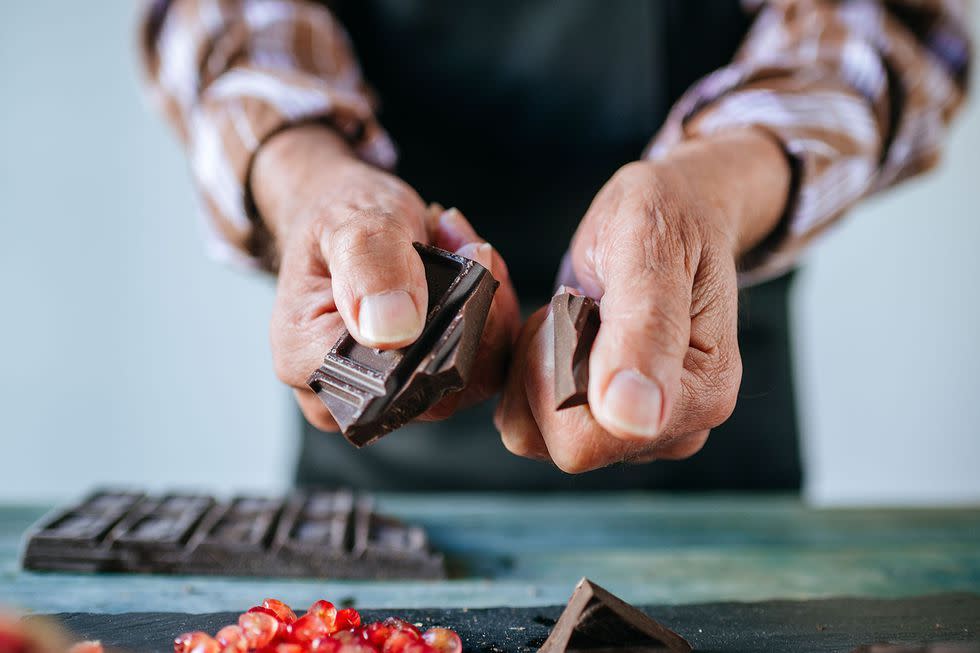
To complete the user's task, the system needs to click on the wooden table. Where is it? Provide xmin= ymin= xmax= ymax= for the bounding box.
xmin=3 ymin=494 xmax=979 ymax=614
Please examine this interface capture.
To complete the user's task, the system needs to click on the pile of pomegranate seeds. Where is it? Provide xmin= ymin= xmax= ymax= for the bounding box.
xmin=174 ymin=598 xmax=463 ymax=653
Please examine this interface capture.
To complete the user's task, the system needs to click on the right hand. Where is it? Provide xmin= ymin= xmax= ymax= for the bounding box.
xmin=252 ymin=125 xmax=520 ymax=431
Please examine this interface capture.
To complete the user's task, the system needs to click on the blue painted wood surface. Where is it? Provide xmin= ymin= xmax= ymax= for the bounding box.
xmin=2 ymin=494 xmax=978 ymax=614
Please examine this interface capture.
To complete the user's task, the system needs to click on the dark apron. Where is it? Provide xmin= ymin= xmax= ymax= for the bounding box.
xmin=296 ymin=0 xmax=802 ymax=491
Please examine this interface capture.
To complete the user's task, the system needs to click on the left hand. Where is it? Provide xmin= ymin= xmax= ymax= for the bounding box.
xmin=494 ymin=128 xmax=790 ymax=473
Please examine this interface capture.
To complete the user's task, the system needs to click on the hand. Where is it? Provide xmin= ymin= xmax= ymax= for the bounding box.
xmin=495 ymin=128 xmax=790 ymax=472
xmin=253 ymin=125 xmax=520 ymax=431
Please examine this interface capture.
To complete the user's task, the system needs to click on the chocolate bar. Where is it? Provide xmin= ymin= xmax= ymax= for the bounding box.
xmin=308 ymin=243 xmax=498 ymax=447
xmin=551 ymin=292 xmax=600 ymax=410
xmin=22 ymin=489 xmax=445 ymax=580
xmin=538 ymin=578 xmax=691 ymax=653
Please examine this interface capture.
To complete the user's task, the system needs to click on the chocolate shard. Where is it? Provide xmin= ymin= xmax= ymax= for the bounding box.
xmin=552 ymin=292 xmax=600 ymax=410
xmin=22 ymin=489 xmax=446 ymax=580
xmin=308 ymin=243 xmax=498 ymax=447
xmin=538 ymin=578 xmax=692 ymax=653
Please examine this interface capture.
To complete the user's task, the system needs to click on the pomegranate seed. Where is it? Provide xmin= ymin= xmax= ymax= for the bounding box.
xmin=215 ymin=625 xmax=247 ymax=653
xmin=334 ymin=630 xmax=377 ymax=653
xmin=263 ymin=599 xmax=298 ymax=625
xmin=275 ymin=644 xmax=304 ymax=653
xmin=307 ymin=600 xmax=337 ymax=620
xmin=360 ymin=621 xmax=393 ymax=647
xmin=173 ymin=632 xmax=219 ymax=653
xmin=286 ymin=614 xmax=330 ymax=645
xmin=248 ymin=606 xmax=282 ymax=621
xmin=402 ymin=643 xmax=436 ymax=653
xmin=239 ymin=611 xmax=280 ymax=649
xmin=309 ymin=636 xmax=342 ymax=653
xmin=334 ymin=608 xmax=362 ymax=631
xmin=68 ymin=642 xmax=105 ymax=653
xmin=421 ymin=628 xmax=462 ymax=653
xmin=383 ymin=631 xmax=423 ymax=653
xmin=307 ymin=600 xmax=338 ymax=632
xmin=337 ymin=642 xmax=378 ymax=653
xmin=382 ymin=618 xmax=420 ymax=637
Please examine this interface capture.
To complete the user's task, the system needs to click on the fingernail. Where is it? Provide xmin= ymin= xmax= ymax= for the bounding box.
xmin=358 ymin=290 xmax=422 ymax=345
xmin=439 ymin=207 xmax=464 ymax=232
xmin=599 ymin=369 xmax=663 ymax=437
xmin=457 ymin=241 xmax=493 ymax=269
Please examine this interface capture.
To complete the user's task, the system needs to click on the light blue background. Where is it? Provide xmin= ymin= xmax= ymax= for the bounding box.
xmin=1 ymin=2 xmax=977 ymax=504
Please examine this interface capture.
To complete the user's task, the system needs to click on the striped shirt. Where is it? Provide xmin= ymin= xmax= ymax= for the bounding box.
xmin=140 ymin=0 xmax=971 ymax=283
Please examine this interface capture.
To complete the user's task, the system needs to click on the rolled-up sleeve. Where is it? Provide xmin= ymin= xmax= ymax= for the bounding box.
xmin=648 ymin=0 xmax=972 ymax=284
xmin=140 ymin=0 xmax=396 ymax=270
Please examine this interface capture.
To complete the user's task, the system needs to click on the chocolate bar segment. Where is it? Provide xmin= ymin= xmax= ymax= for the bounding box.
xmin=22 ymin=489 xmax=445 ymax=580
xmin=20 ymin=490 xmax=145 ymax=572
xmin=552 ymin=292 xmax=600 ymax=410
xmin=308 ymin=243 xmax=498 ymax=447
xmin=538 ymin=578 xmax=691 ymax=653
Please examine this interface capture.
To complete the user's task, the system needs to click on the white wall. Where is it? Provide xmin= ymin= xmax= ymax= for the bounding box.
xmin=1 ymin=2 xmax=977 ymax=505
xmin=794 ymin=88 xmax=980 ymax=505
xmin=0 ymin=2 xmax=296 ymax=502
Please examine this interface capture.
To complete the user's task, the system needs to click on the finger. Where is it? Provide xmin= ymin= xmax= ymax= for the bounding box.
xmin=494 ymin=306 xmax=550 ymax=461
xmin=429 ymin=206 xmax=482 ymax=252
xmin=294 ymin=388 xmax=340 ymax=432
xmin=455 ymin=240 xmax=520 ymax=395
xmin=420 ymin=241 xmax=517 ymax=418
xmin=420 ymin=213 xmax=521 ymax=418
xmin=521 ymin=306 xmax=647 ymax=473
xmin=584 ymin=230 xmax=693 ymax=443
xmin=322 ymin=210 xmax=428 ymax=349
xmin=654 ymin=430 xmax=710 ymax=460
xmin=659 ymin=253 xmax=742 ymax=438
xmin=270 ymin=241 xmax=346 ymax=389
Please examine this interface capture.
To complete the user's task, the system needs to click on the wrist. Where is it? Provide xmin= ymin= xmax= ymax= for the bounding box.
xmin=252 ymin=124 xmax=358 ymax=244
xmin=659 ymin=127 xmax=791 ymax=258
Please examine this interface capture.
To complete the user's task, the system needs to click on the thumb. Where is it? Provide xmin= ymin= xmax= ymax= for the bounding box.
xmin=586 ymin=250 xmax=692 ymax=442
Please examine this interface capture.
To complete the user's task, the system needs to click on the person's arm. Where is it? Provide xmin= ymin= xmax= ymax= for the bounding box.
xmin=496 ymin=0 xmax=972 ymax=472
xmin=651 ymin=0 xmax=972 ymax=285
xmin=140 ymin=0 xmax=397 ymax=271
xmin=140 ymin=0 xmax=521 ymax=430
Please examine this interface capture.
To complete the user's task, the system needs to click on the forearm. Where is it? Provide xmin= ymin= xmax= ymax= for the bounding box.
xmin=252 ymin=125 xmax=358 ymax=246
xmin=655 ymin=128 xmax=790 ymax=259
xmin=140 ymin=0 xmax=394 ymax=270
xmin=648 ymin=0 xmax=971 ymax=284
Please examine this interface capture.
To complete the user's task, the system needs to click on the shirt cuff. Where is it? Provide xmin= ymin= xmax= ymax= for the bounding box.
xmin=188 ymin=65 xmax=397 ymax=272
xmin=647 ymin=62 xmax=882 ymax=286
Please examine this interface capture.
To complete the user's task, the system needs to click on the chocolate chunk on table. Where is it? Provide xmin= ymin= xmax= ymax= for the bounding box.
xmin=22 ymin=489 xmax=445 ymax=579
xmin=551 ymin=292 xmax=600 ymax=410
xmin=308 ymin=243 xmax=498 ymax=447
xmin=538 ymin=578 xmax=691 ymax=653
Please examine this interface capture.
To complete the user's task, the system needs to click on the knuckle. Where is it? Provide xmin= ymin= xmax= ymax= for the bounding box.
xmin=707 ymin=352 xmax=743 ymax=427
xmin=269 ymin=312 xmax=304 ymax=386
xmin=681 ymin=344 xmax=742 ymax=429
xmin=552 ymin=444 xmax=600 ymax=475
xmin=301 ymin=403 xmax=337 ymax=432
xmin=657 ymin=430 xmax=710 ymax=460
xmin=329 ymin=212 xmax=409 ymax=260
xmin=608 ymin=295 xmax=689 ymax=359
xmin=612 ymin=160 xmax=657 ymax=187
xmin=500 ymin=430 xmax=534 ymax=458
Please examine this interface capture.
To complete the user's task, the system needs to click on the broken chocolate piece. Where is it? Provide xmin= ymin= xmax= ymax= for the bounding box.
xmin=538 ymin=578 xmax=691 ymax=653
xmin=552 ymin=292 xmax=600 ymax=410
xmin=308 ymin=243 xmax=498 ymax=447
xmin=22 ymin=489 xmax=445 ymax=579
